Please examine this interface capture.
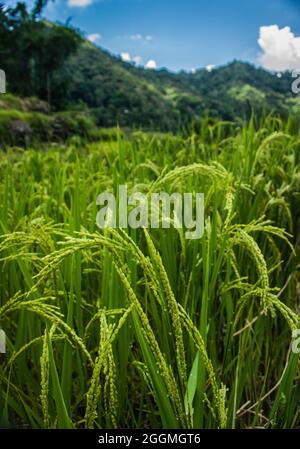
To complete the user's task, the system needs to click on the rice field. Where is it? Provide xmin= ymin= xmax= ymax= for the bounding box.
xmin=0 ymin=117 xmax=299 ymax=429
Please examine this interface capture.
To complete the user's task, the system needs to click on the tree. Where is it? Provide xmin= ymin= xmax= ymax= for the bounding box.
xmin=0 ymin=1 xmax=82 ymax=109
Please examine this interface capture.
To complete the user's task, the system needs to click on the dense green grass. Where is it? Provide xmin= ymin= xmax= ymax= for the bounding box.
xmin=0 ymin=117 xmax=299 ymax=429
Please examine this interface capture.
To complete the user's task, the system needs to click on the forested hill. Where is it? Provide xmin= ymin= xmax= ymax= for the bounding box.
xmin=65 ymin=44 xmax=299 ymax=128
xmin=0 ymin=2 xmax=299 ymax=131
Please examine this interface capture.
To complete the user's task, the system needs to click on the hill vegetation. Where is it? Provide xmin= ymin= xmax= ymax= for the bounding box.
xmin=0 ymin=1 xmax=299 ymax=137
xmin=1 ymin=1 xmax=300 ymax=432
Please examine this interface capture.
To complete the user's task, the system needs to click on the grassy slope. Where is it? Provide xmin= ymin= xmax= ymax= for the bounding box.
xmin=1 ymin=40 xmax=299 ymax=136
xmin=62 ymin=43 xmax=298 ymax=126
xmin=0 ymin=93 xmax=98 ymax=146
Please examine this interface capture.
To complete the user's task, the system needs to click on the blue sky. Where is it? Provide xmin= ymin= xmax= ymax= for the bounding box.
xmin=7 ymin=0 xmax=300 ymax=71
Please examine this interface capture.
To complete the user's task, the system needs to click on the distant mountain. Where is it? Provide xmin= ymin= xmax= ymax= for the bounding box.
xmin=1 ymin=8 xmax=299 ymax=132
xmin=58 ymin=41 xmax=299 ymax=130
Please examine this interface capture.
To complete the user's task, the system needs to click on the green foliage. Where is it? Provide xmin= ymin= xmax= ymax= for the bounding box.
xmin=52 ymin=47 xmax=299 ymax=129
xmin=0 ymin=103 xmax=97 ymax=146
xmin=1 ymin=4 xmax=298 ymax=130
xmin=0 ymin=2 xmax=82 ymax=109
xmin=0 ymin=117 xmax=299 ymax=429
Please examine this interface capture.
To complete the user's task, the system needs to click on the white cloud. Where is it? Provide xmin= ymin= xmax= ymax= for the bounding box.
xmin=120 ymin=53 xmax=143 ymax=65
xmin=145 ymin=59 xmax=157 ymax=69
xmin=130 ymin=34 xmax=153 ymax=42
xmin=87 ymin=33 xmax=102 ymax=43
xmin=68 ymin=0 xmax=93 ymax=7
xmin=133 ymin=56 xmax=143 ymax=65
xmin=258 ymin=25 xmax=300 ymax=71
xmin=206 ymin=64 xmax=215 ymax=72
xmin=121 ymin=53 xmax=155 ymax=68
xmin=121 ymin=52 xmax=131 ymax=62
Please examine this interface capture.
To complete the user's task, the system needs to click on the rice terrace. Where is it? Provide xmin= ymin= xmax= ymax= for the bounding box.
xmin=0 ymin=0 xmax=300 ymax=433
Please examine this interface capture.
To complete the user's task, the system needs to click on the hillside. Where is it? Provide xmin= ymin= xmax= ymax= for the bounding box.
xmin=54 ymin=41 xmax=300 ymax=129
xmin=0 ymin=8 xmax=299 ymax=133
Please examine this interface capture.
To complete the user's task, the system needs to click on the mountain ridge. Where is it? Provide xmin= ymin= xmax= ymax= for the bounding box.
xmin=60 ymin=41 xmax=299 ymax=129
xmin=1 ymin=10 xmax=299 ymax=132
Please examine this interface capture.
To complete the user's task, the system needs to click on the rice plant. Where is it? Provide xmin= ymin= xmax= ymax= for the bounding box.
xmin=0 ymin=117 xmax=299 ymax=429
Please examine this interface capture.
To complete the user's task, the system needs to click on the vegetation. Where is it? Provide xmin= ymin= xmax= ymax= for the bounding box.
xmin=0 ymin=116 xmax=299 ymax=429
xmin=1 ymin=2 xmax=299 ymax=134
xmin=0 ymin=96 xmax=97 ymax=146
xmin=0 ymin=1 xmax=82 ymax=108
xmin=53 ymin=46 xmax=300 ymax=129
xmin=0 ymin=0 xmax=299 ymax=432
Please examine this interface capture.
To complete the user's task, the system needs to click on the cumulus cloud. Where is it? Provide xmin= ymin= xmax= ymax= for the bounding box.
xmin=258 ymin=25 xmax=300 ymax=71
xmin=68 ymin=0 xmax=93 ymax=7
xmin=145 ymin=59 xmax=157 ymax=69
xmin=120 ymin=53 xmax=143 ymax=65
xmin=206 ymin=64 xmax=215 ymax=72
xmin=121 ymin=52 xmax=131 ymax=62
xmin=87 ymin=33 xmax=102 ymax=43
xmin=120 ymin=53 xmax=155 ymax=68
